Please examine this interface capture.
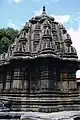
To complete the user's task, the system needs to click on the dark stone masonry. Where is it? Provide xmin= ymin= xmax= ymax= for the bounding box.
xmin=0 ymin=6 xmax=80 ymax=113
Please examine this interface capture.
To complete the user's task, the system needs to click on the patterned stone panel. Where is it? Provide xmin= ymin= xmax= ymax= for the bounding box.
xmin=69 ymin=81 xmax=76 ymax=90
xmin=48 ymin=69 xmax=57 ymax=91
xmin=57 ymin=81 xmax=61 ymax=90
xmin=59 ymin=68 xmax=77 ymax=91
xmin=3 ymin=71 xmax=6 ymax=90
xmin=0 ymin=72 xmax=3 ymax=90
xmin=40 ymin=71 xmax=49 ymax=91
xmin=62 ymin=81 xmax=68 ymax=91
xmin=68 ymin=71 xmax=77 ymax=90
xmin=23 ymin=68 xmax=30 ymax=91
xmin=62 ymin=72 xmax=69 ymax=81
xmin=6 ymin=71 xmax=11 ymax=90
xmin=30 ymin=68 xmax=37 ymax=92
xmin=59 ymin=71 xmax=69 ymax=91
xmin=39 ymin=64 xmax=57 ymax=92
xmin=13 ymin=68 xmax=23 ymax=90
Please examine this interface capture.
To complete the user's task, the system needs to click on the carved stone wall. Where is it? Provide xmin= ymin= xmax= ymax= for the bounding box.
xmin=0 ymin=7 xmax=79 ymax=112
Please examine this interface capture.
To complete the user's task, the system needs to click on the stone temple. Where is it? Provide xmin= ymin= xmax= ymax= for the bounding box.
xmin=0 ymin=6 xmax=80 ymax=112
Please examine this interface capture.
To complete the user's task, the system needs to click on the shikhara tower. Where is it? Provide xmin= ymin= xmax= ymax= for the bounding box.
xmin=0 ymin=6 xmax=80 ymax=112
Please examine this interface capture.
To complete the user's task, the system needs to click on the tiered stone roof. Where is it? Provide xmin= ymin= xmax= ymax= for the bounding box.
xmin=0 ymin=6 xmax=78 ymax=66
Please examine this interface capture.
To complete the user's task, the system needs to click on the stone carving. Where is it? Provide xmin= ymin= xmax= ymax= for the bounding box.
xmin=43 ymin=19 xmax=51 ymax=27
xmin=35 ymin=22 xmax=41 ymax=29
xmin=20 ymin=30 xmax=27 ymax=40
xmin=44 ymin=27 xmax=51 ymax=36
xmin=0 ymin=101 xmax=11 ymax=112
xmin=0 ymin=6 xmax=79 ymax=113
xmin=64 ymin=33 xmax=77 ymax=55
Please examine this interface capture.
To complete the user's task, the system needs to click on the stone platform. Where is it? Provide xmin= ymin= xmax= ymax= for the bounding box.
xmin=0 ymin=111 xmax=80 ymax=119
xmin=20 ymin=111 xmax=80 ymax=120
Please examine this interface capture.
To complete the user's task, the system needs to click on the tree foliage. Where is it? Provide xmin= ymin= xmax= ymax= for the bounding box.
xmin=0 ymin=27 xmax=18 ymax=53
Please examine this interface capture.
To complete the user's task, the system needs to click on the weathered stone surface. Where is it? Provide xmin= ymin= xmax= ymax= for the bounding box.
xmin=0 ymin=111 xmax=80 ymax=120
xmin=0 ymin=6 xmax=80 ymax=112
xmin=20 ymin=111 xmax=80 ymax=120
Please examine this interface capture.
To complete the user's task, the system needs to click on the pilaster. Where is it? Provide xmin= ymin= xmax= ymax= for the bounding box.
xmin=6 ymin=71 xmax=11 ymax=90
xmin=12 ymin=68 xmax=23 ymax=90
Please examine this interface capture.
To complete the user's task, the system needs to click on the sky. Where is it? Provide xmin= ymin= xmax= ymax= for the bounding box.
xmin=0 ymin=0 xmax=80 ymax=77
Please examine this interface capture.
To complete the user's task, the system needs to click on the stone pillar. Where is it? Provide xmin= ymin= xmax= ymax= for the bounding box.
xmin=6 ymin=71 xmax=11 ymax=90
xmin=59 ymin=70 xmax=69 ymax=91
xmin=59 ymin=69 xmax=77 ymax=91
xmin=3 ymin=71 xmax=6 ymax=90
xmin=40 ymin=64 xmax=56 ymax=92
xmin=12 ymin=68 xmax=23 ymax=90
xmin=30 ymin=68 xmax=36 ymax=92
xmin=36 ymin=68 xmax=41 ymax=91
xmin=40 ymin=64 xmax=48 ymax=92
xmin=0 ymin=72 xmax=3 ymax=90
xmin=23 ymin=68 xmax=30 ymax=92
xmin=68 ymin=70 xmax=77 ymax=90
xmin=48 ymin=68 xmax=57 ymax=91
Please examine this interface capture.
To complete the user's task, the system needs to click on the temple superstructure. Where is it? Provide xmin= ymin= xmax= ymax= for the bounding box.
xmin=0 ymin=6 xmax=80 ymax=112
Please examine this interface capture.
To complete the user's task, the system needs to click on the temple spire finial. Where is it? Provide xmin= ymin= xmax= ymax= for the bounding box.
xmin=43 ymin=6 xmax=46 ymax=12
xmin=42 ymin=6 xmax=46 ymax=14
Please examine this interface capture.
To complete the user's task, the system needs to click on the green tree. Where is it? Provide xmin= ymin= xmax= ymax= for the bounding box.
xmin=5 ymin=27 xmax=18 ymax=43
xmin=0 ymin=28 xmax=6 ymax=40
xmin=0 ymin=27 xmax=18 ymax=53
xmin=0 ymin=37 xmax=10 ymax=53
